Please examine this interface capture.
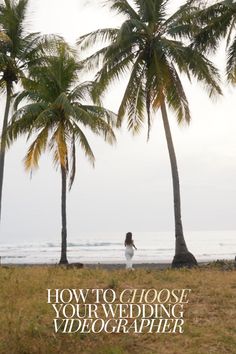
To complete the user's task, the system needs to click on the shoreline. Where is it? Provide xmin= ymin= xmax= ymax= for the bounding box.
xmin=0 ymin=260 xmax=230 ymax=269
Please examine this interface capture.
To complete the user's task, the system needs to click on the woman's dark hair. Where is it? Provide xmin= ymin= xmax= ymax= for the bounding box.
xmin=125 ymin=232 xmax=133 ymax=246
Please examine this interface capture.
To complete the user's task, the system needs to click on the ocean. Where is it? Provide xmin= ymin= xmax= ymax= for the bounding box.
xmin=0 ymin=230 xmax=235 ymax=264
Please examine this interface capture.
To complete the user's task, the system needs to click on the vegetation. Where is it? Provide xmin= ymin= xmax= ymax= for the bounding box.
xmin=0 ymin=0 xmax=45 ymax=220
xmin=0 ymin=0 xmax=235 ymax=267
xmin=175 ymin=0 xmax=236 ymax=83
xmin=0 ymin=2 xmax=235 ymax=352
xmin=77 ymin=0 xmax=222 ymax=268
xmin=0 ymin=265 xmax=235 ymax=354
xmin=3 ymin=40 xmax=116 ymax=264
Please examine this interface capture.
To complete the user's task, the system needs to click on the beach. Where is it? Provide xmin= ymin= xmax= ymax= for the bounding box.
xmin=1 ymin=230 xmax=236 ymax=265
xmin=0 ymin=259 xmax=229 ymax=270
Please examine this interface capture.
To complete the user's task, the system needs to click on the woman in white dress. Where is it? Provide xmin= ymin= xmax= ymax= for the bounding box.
xmin=124 ymin=232 xmax=137 ymax=269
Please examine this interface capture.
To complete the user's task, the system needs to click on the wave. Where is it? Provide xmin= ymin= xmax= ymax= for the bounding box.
xmin=46 ymin=242 xmax=122 ymax=248
xmin=1 ymin=255 xmax=26 ymax=259
xmin=0 ymin=241 xmax=123 ymax=249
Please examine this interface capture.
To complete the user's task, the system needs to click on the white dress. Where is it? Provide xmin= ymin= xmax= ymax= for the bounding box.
xmin=125 ymin=244 xmax=134 ymax=269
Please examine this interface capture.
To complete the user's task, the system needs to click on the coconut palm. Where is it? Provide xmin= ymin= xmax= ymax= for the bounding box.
xmin=78 ymin=0 xmax=222 ymax=267
xmin=173 ymin=0 xmax=236 ymax=83
xmin=4 ymin=40 xmax=116 ymax=264
xmin=0 ymin=0 xmax=46 ymax=221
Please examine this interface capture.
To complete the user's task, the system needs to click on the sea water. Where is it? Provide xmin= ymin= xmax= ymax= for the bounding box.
xmin=0 ymin=230 xmax=235 ymax=264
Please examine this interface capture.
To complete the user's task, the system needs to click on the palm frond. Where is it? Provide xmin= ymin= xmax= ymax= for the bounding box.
xmin=24 ymin=126 xmax=48 ymax=171
xmin=71 ymin=122 xmax=95 ymax=166
xmin=79 ymin=46 xmax=110 ymax=72
xmin=184 ymin=47 xmax=222 ymax=97
xmin=53 ymin=92 xmax=75 ymax=118
xmin=226 ymin=17 xmax=236 ymax=47
xmin=166 ymin=0 xmax=201 ymax=39
xmin=50 ymin=124 xmax=68 ymax=170
xmin=73 ymin=105 xmax=116 ymax=144
xmin=159 ymin=38 xmax=190 ymax=78
xmin=95 ymin=52 xmax=135 ymax=95
xmin=0 ymin=0 xmax=28 ymax=56
xmin=117 ymin=54 xmax=146 ymax=133
xmin=192 ymin=1 xmax=236 ymax=52
xmin=164 ymin=64 xmax=191 ymax=124
xmin=68 ymin=81 xmax=96 ymax=103
xmin=108 ymin=0 xmax=140 ymax=19
xmin=77 ymin=28 xmax=119 ymax=51
xmin=4 ymin=102 xmax=47 ymax=146
xmin=227 ymin=34 xmax=236 ymax=82
xmin=68 ymin=134 xmax=76 ymax=190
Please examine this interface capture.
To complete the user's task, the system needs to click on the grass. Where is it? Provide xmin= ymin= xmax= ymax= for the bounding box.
xmin=0 ymin=263 xmax=235 ymax=354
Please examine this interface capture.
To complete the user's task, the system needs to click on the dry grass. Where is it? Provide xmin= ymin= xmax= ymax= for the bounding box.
xmin=0 ymin=264 xmax=236 ymax=354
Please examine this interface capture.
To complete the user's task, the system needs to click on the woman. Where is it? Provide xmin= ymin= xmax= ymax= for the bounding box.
xmin=124 ymin=232 xmax=137 ymax=269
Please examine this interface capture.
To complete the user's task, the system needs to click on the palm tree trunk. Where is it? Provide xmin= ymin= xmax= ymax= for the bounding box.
xmin=59 ymin=164 xmax=68 ymax=264
xmin=161 ymin=100 xmax=197 ymax=268
xmin=0 ymin=82 xmax=11 ymax=222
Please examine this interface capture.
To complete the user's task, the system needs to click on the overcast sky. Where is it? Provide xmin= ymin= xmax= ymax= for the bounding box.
xmin=0 ymin=0 xmax=236 ymax=243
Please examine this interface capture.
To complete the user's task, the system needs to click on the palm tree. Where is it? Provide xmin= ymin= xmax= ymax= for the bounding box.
xmin=174 ymin=0 xmax=236 ymax=83
xmin=4 ymin=40 xmax=116 ymax=264
xmin=0 ymin=0 xmax=44 ymax=221
xmin=77 ymin=0 xmax=222 ymax=267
